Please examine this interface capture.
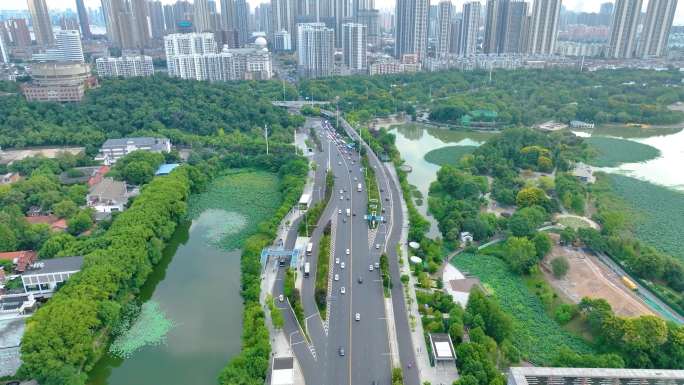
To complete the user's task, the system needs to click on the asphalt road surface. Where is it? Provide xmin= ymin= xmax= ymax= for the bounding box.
xmin=272 ymin=115 xmax=420 ymax=385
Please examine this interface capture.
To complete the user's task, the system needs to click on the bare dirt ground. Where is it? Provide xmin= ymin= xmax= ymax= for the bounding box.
xmin=0 ymin=147 xmax=85 ymax=164
xmin=542 ymin=243 xmax=654 ymax=318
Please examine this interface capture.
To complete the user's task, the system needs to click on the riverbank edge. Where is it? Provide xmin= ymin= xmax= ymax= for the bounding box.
xmin=18 ymin=166 xmax=198 ymax=384
xmin=217 ymin=161 xmax=308 ymax=384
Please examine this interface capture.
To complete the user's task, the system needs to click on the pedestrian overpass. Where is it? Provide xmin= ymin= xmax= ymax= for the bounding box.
xmin=260 ymin=247 xmax=300 ymax=270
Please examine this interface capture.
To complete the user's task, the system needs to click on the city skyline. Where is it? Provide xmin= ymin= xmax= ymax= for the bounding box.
xmin=0 ymin=0 xmax=682 ymax=23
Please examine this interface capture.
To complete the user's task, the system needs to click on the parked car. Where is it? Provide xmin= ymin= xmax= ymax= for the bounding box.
xmin=334 ymin=274 xmax=339 ymax=281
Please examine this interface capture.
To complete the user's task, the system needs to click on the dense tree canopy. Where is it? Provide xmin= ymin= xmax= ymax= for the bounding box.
xmin=0 ymin=76 xmax=302 ymax=150
xmin=302 ymin=69 xmax=684 ymax=127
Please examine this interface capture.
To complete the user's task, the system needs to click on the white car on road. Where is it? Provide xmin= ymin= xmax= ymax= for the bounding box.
xmin=340 ymin=287 xmax=346 ymax=294
xmin=355 ymin=313 xmax=360 ymax=321
xmin=338 ymin=209 xmax=342 ymax=214
xmin=341 ymin=262 xmax=345 ymax=269
xmin=334 ymin=274 xmax=339 ymax=281
xmin=369 ymin=264 xmax=374 ymax=271
xmin=345 ymin=248 xmax=350 ymax=255
xmin=335 ymin=257 xmax=340 ymax=264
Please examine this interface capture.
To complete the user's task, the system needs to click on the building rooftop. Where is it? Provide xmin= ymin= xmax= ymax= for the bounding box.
xmin=58 ymin=165 xmax=107 ymax=184
xmin=101 ymin=136 xmax=169 ymax=149
xmin=155 ymin=163 xmax=180 ymax=176
xmin=429 ymin=333 xmax=456 ymax=361
xmin=88 ymin=177 xmax=127 ymax=203
xmin=23 ymin=256 xmax=84 ymax=276
xmin=271 ymin=357 xmax=294 ymax=385
xmin=0 ymin=251 xmax=37 ymax=273
xmin=509 ymin=367 xmax=684 ymax=383
xmin=273 ymin=357 xmax=293 ymax=370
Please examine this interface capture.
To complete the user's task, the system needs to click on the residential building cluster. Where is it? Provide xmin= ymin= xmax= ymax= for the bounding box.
xmin=0 ymin=0 xmax=680 ymax=84
xmin=164 ymin=32 xmax=272 ymax=81
xmin=95 ymin=55 xmax=155 ymax=77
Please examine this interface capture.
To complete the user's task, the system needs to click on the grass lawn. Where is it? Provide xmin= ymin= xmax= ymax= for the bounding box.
xmin=423 ymin=145 xmax=478 ymax=167
xmin=452 ymin=253 xmax=594 ymax=364
xmin=557 ymin=216 xmax=593 ymax=229
xmin=585 ymin=137 xmax=660 ymax=167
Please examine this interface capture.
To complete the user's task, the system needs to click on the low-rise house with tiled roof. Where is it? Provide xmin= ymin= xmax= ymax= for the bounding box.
xmin=0 ymin=251 xmax=37 ymax=273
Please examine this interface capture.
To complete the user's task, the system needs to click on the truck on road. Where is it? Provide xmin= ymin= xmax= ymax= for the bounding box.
xmin=357 ymin=183 xmax=362 ymax=192
xmin=304 ymin=262 xmax=310 ymax=277
xmin=346 ymin=208 xmax=351 ymax=217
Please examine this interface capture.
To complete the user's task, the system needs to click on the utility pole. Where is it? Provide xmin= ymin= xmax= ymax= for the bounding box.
xmin=264 ymin=124 xmax=269 ymax=155
xmin=282 ymin=79 xmax=286 ymax=102
xmin=336 ymin=96 xmax=340 ymax=130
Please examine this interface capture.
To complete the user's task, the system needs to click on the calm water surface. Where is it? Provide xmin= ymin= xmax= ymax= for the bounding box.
xmin=599 ymin=129 xmax=684 ymax=191
xmin=89 ymin=208 xmax=244 ymax=385
xmin=389 ymin=123 xmax=492 ymax=237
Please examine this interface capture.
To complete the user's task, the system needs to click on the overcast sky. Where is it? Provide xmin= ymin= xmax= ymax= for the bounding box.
xmin=1 ymin=0 xmax=683 ymax=25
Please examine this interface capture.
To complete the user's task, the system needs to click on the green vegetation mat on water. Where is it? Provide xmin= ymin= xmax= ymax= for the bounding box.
xmin=585 ymin=137 xmax=660 ymax=167
xmin=608 ymin=174 xmax=684 ymax=262
xmin=452 ymin=253 xmax=594 ymax=364
xmin=109 ymin=301 xmax=175 ymax=359
xmin=423 ymin=146 xmax=478 ymax=167
xmin=186 ymin=170 xmax=281 ymax=250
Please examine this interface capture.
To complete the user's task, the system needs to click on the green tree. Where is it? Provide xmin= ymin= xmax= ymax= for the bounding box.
xmin=532 ymin=232 xmax=552 ymax=258
xmin=551 ymin=256 xmax=570 ymax=278
xmin=67 ymin=210 xmax=93 ymax=235
xmin=52 ymin=199 xmax=78 ymax=219
xmin=559 ymin=227 xmax=576 ymax=245
xmin=503 ymin=236 xmax=539 ymax=274
xmin=0 ymin=222 xmax=18 ymax=251
xmin=516 ymin=187 xmax=547 ymax=208
xmin=0 ymin=259 xmax=13 ymax=273
xmin=38 ymin=233 xmax=76 ymax=259
xmin=508 ymin=206 xmax=546 ymax=237
xmin=554 ymin=303 xmax=577 ymax=324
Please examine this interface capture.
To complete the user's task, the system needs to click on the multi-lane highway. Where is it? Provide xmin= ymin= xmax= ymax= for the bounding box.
xmin=272 ymin=116 xmax=418 ymax=385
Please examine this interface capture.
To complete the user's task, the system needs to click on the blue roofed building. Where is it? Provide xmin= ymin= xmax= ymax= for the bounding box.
xmin=155 ymin=163 xmax=180 ymax=176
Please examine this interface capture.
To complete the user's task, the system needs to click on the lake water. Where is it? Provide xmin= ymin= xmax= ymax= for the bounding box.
xmin=586 ymin=128 xmax=684 ymax=191
xmin=89 ymin=208 xmax=244 ymax=385
xmin=390 ymin=122 xmax=684 ymax=239
xmin=389 ymin=123 xmax=492 ymax=238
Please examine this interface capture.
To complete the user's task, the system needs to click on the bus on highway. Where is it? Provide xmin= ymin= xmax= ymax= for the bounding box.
xmin=304 ymin=262 xmax=310 ymax=277
xmin=622 ymin=276 xmax=638 ymax=291
xmin=306 ymin=242 xmax=313 ymax=255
